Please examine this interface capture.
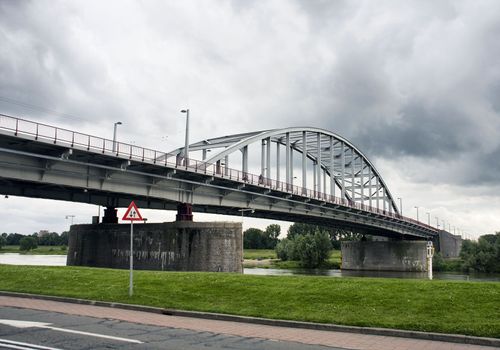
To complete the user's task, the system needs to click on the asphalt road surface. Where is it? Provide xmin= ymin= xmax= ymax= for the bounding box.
xmin=0 ymin=307 xmax=344 ymax=350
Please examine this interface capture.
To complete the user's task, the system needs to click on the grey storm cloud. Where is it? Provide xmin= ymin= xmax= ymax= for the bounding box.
xmin=1 ymin=0 xmax=500 ymax=236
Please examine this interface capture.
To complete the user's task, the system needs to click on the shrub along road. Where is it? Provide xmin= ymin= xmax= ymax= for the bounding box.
xmin=0 ymin=265 xmax=498 ymax=338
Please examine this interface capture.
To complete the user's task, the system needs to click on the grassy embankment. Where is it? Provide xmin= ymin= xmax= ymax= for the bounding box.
xmin=243 ymin=249 xmax=341 ymax=269
xmin=0 ymin=245 xmax=67 ymax=255
xmin=0 ymin=265 xmax=498 ymax=338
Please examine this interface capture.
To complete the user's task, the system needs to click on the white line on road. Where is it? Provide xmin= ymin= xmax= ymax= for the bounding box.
xmin=0 ymin=319 xmax=143 ymax=344
xmin=0 ymin=338 xmax=63 ymax=350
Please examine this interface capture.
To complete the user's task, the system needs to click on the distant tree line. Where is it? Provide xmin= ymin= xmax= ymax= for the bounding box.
xmin=433 ymin=232 xmax=500 ymax=273
xmin=0 ymin=231 xmax=69 ymax=250
xmin=243 ymin=224 xmax=281 ymax=249
xmin=460 ymin=233 xmax=500 ymax=273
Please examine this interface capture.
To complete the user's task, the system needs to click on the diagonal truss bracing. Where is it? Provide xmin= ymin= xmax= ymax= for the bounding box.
xmin=168 ymin=127 xmax=400 ymax=214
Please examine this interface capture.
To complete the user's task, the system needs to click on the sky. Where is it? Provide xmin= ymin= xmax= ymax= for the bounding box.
xmin=1 ymin=0 xmax=499 ymax=239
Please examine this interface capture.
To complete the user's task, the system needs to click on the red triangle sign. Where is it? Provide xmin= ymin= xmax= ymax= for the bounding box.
xmin=122 ymin=201 xmax=143 ymax=221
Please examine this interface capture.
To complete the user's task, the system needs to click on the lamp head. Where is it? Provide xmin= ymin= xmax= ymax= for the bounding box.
xmin=115 ymin=121 xmax=122 ymax=125
xmin=180 ymin=109 xmax=188 ymax=113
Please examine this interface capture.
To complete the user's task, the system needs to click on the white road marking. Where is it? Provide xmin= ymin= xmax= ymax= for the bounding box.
xmin=0 ymin=319 xmax=143 ymax=344
xmin=0 ymin=338 xmax=63 ymax=350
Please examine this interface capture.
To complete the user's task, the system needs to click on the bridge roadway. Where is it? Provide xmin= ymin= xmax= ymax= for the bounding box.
xmin=0 ymin=115 xmax=437 ymax=239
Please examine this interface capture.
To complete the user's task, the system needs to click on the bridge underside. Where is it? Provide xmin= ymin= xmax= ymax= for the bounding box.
xmin=0 ymin=133 xmax=435 ymax=240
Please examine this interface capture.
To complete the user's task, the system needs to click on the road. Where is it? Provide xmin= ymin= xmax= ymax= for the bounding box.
xmin=0 ymin=296 xmax=494 ymax=350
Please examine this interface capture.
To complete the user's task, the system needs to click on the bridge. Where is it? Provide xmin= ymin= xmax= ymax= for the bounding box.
xmin=0 ymin=113 xmax=437 ymax=240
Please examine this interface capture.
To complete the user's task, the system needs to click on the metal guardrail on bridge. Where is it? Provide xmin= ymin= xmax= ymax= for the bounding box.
xmin=0 ymin=113 xmax=437 ymax=233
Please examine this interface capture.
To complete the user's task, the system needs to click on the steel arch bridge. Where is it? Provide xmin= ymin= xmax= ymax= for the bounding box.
xmin=0 ymin=114 xmax=438 ymax=239
xmin=168 ymin=127 xmax=399 ymax=216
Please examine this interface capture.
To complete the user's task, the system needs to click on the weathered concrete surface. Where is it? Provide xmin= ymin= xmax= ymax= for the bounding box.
xmin=67 ymin=221 xmax=242 ymax=273
xmin=437 ymin=231 xmax=462 ymax=259
xmin=341 ymin=241 xmax=428 ymax=272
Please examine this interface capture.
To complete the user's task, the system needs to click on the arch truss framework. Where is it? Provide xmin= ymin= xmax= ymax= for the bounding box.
xmin=168 ymin=127 xmax=400 ymax=215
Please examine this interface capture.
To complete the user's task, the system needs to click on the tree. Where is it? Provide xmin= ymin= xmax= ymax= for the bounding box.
xmin=460 ymin=233 xmax=500 ymax=273
xmin=263 ymin=224 xmax=280 ymax=249
xmin=19 ymin=236 xmax=38 ymax=251
xmin=5 ymin=233 xmax=23 ymax=245
xmin=275 ymin=229 xmax=332 ymax=268
xmin=294 ymin=230 xmax=332 ymax=268
xmin=0 ymin=235 xmax=6 ymax=249
xmin=243 ymin=228 xmax=264 ymax=249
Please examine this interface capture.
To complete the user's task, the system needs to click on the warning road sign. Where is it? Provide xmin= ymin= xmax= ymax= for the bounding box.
xmin=122 ymin=201 xmax=143 ymax=221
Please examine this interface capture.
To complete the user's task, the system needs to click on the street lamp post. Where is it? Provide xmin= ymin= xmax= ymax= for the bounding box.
xmin=180 ymin=109 xmax=190 ymax=166
xmin=238 ymin=208 xmax=255 ymax=273
xmin=426 ymin=212 xmax=430 ymax=226
xmin=435 ymin=216 xmax=439 ymax=229
xmin=414 ymin=206 xmax=419 ymax=222
xmin=112 ymin=121 xmax=122 ymax=153
xmin=397 ymin=197 xmax=402 ymax=216
xmin=65 ymin=215 xmax=75 ymax=226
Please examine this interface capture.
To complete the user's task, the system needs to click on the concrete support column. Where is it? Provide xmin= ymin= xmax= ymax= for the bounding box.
xmin=176 ymin=203 xmax=193 ymax=221
xmin=224 ymin=155 xmax=229 ymax=176
xmin=102 ymin=206 xmax=118 ymax=224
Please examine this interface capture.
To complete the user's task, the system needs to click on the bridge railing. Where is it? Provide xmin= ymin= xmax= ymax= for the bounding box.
xmin=0 ymin=113 xmax=436 ymax=233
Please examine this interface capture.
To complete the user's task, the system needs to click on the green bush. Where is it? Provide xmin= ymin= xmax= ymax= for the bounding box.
xmin=19 ymin=236 xmax=38 ymax=251
xmin=460 ymin=233 xmax=500 ymax=273
xmin=275 ymin=230 xmax=332 ymax=268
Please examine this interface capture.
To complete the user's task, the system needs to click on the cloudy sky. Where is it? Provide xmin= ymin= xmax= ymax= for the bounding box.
xmin=1 ymin=0 xmax=499 ymax=238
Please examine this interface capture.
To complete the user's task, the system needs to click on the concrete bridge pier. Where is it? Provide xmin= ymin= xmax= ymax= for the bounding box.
xmin=341 ymin=240 xmax=429 ymax=272
xmin=67 ymin=221 xmax=243 ymax=273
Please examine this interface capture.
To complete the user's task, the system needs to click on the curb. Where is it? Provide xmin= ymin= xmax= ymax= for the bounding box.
xmin=0 ymin=291 xmax=498 ymax=348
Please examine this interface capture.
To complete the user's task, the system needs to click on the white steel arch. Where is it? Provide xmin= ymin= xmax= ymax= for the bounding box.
xmin=169 ymin=127 xmax=400 ymax=214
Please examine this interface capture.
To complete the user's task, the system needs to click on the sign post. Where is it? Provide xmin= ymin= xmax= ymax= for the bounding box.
xmin=426 ymin=241 xmax=434 ymax=280
xmin=122 ymin=201 xmax=143 ymax=297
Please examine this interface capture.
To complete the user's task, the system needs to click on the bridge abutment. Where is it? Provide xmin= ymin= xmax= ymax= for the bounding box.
xmin=341 ymin=240 xmax=428 ymax=272
xmin=67 ymin=221 xmax=242 ymax=273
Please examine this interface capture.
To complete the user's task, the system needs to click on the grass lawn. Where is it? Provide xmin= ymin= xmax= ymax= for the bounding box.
xmin=243 ymin=249 xmax=277 ymax=260
xmin=0 ymin=245 xmax=67 ymax=255
xmin=0 ymin=265 xmax=498 ymax=338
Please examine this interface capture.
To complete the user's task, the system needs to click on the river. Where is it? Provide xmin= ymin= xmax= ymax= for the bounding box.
xmin=1 ymin=253 xmax=499 ymax=282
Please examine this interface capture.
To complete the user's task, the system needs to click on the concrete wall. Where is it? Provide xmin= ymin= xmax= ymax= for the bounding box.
xmin=67 ymin=221 xmax=242 ymax=273
xmin=437 ymin=231 xmax=462 ymax=259
xmin=341 ymin=241 xmax=428 ymax=272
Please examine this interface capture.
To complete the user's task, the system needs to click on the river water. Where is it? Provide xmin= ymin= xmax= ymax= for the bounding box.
xmin=1 ymin=253 xmax=499 ymax=282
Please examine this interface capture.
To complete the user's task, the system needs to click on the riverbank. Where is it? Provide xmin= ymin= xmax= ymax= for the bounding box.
xmin=243 ymin=249 xmax=341 ymax=269
xmin=0 ymin=265 xmax=498 ymax=338
xmin=0 ymin=245 xmax=67 ymax=255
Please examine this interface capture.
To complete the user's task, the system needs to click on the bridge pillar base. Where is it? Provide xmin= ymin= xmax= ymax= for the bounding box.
xmin=341 ymin=241 xmax=428 ymax=272
xmin=67 ymin=221 xmax=242 ymax=273
xmin=176 ymin=203 xmax=193 ymax=221
xmin=102 ymin=207 xmax=118 ymax=224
